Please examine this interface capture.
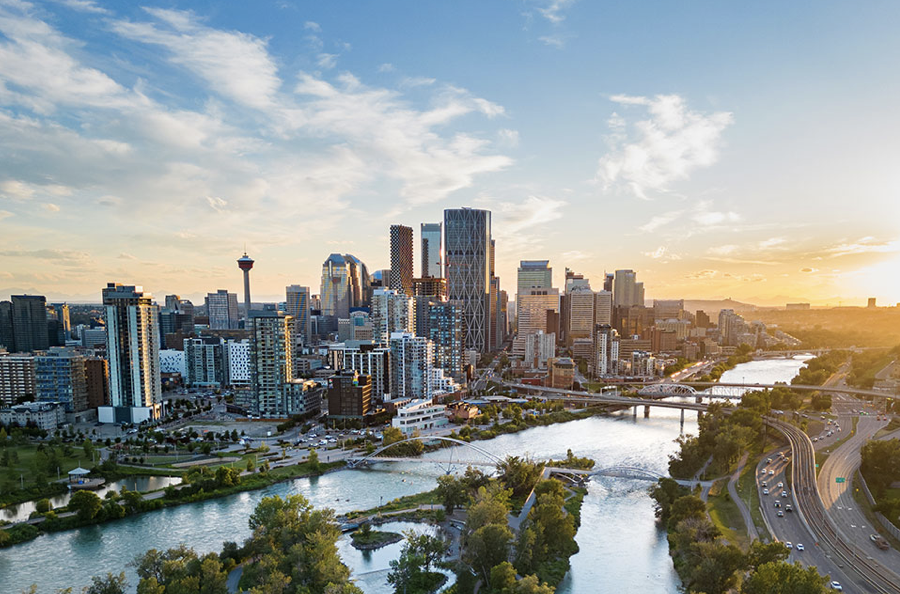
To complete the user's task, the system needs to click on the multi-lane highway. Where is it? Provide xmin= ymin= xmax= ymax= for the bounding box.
xmin=774 ymin=419 xmax=900 ymax=594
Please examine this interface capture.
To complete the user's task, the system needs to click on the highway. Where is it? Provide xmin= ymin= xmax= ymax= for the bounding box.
xmin=773 ymin=419 xmax=900 ymax=593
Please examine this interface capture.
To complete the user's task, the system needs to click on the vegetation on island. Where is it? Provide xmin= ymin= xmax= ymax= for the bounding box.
xmin=651 ymin=478 xmax=830 ymax=594
xmin=349 ymin=522 xmax=403 ymax=549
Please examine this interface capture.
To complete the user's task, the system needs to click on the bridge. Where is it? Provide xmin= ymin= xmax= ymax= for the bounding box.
xmin=502 ymin=382 xmax=709 ymax=412
xmin=622 ymin=380 xmax=899 ymax=401
xmin=346 ymin=435 xmax=505 ymax=471
xmin=637 ymin=383 xmax=753 ymax=400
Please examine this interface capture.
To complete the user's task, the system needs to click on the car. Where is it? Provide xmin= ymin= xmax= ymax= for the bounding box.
xmin=797 ymin=543 xmax=805 ymax=551
xmin=777 ymin=510 xmax=784 ymax=517
xmin=782 ymin=490 xmax=788 ymax=498
xmin=813 ymin=437 xmax=818 ymax=442
xmin=786 ymin=504 xmax=793 ymax=512
xmin=777 ymin=482 xmax=784 ymax=488
xmin=769 ymin=470 xmax=775 ymax=475
xmin=871 ymin=534 xmax=890 ymax=550
xmin=761 ymin=481 xmax=768 ymax=487
xmin=767 ymin=457 xmax=773 ymax=464
xmin=763 ymin=488 xmax=769 ymax=495
xmin=786 ymin=542 xmax=792 ymax=549
xmin=830 ymin=581 xmax=843 ymax=591
xmin=774 ymin=500 xmax=781 ymax=508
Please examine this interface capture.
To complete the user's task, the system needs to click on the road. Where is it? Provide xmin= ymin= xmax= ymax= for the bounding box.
xmin=774 ymin=419 xmax=900 ymax=594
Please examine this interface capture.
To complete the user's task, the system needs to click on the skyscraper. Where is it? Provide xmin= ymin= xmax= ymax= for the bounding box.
xmin=237 ymin=252 xmax=255 ymax=317
xmin=206 ymin=290 xmax=240 ymax=330
xmin=513 ymin=288 xmax=559 ymax=355
xmin=11 ymin=295 xmax=49 ymax=353
xmin=285 ymin=285 xmax=312 ymax=346
xmin=517 ymin=260 xmax=553 ymax=294
xmin=250 ymin=310 xmax=295 ymax=417
xmin=389 ymin=224 xmax=414 ymax=296
xmin=35 ymin=347 xmax=88 ymax=413
xmin=370 ymin=289 xmax=415 ymax=344
xmin=421 ymin=222 xmax=442 ymax=278
xmin=320 ymin=253 xmax=371 ymax=318
xmin=390 ymin=332 xmax=434 ymax=401
xmin=428 ymin=301 xmax=464 ymax=382
xmin=0 ymin=301 xmax=14 ymax=352
xmin=102 ymin=283 xmax=162 ymax=422
xmin=614 ymin=269 xmax=644 ymax=308
xmin=444 ymin=207 xmax=492 ymax=352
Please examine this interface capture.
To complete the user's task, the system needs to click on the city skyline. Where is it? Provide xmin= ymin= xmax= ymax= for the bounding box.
xmin=1 ymin=1 xmax=899 ymax=306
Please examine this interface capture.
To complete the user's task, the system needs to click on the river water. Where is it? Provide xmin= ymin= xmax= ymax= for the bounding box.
xmin=0 ymin=356 xmax=811 ymax=593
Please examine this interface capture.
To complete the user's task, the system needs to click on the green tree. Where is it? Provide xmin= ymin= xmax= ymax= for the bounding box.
xmin=747 ymin=540 xmax=789 ymax=570
xmin=742 ymin=561 xmax=828 ymax=594
xmin=403 ymin=530 xmax=448 ymax=573
xmin=861 ymin=438 xmax=900 ymax=495
xmin=308 ymin=448 xmax=320 ymax=472
xmin=69 ymin=490 xmax=102 ymax=521
xmin=84 ymin=572 xmax=128 ymax=594
xmin=685 ymin=541 xmax=746 ymax=594
xmin=83 ymin=438 xmax=95 ymax=460
xmin=35 ymin=498 xmax=51 ymax=514
xmin=465 ymin=523 xmax=513 ymax=585
xmin=435 ymin=474 xmax=467 ymax=514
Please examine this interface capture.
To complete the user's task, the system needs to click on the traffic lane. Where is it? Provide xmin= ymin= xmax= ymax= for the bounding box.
xmin=756 ymin=455 xmax=858 ymax=589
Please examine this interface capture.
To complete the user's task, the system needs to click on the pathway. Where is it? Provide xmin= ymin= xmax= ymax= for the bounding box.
xmin=727 ymin=453 xmax=759 ymax=541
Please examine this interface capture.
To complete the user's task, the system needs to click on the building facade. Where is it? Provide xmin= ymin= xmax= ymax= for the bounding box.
xmin=390 ymin=332 xmax=434 ymax=401
xmin=206 ymin=290 xmax=240 ymax=330
xmin=421 ymin=222 xmax=442 ymax=278
xmin=250 ymin=311 xmax=295 ymax=417
xmin=444 ymin=207 xmax=492 ymax=352
xmin=389 ymin=224 xmax=414 ymax=296
xmin=34 ymin=347 xmax=88 ymax=413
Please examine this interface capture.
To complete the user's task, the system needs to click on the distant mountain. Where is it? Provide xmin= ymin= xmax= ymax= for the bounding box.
xmin=0 ymin=287 xmax=102 ymax=303
xmin=680 ymin=298 xmax=765 ymax=315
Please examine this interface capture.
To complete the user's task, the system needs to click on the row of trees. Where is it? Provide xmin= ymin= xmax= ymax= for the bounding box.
xmin=651 ymin=478 xmax=830 ymax=594
xmin=861 ymin=437 xmax=900 ymax=527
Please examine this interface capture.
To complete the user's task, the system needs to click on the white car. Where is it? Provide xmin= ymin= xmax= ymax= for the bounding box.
xmin=769 ymin=470 xmax=775 ymax=475
xmin=763 ymin=488 xmax=769 ymax=495
xmin=796 ymin=543 xmax=804 ymax=551
xmin=830 ymin=582 xmax=842 ymax=591
xmin=785 ymin=542 xmax=792 ymax=549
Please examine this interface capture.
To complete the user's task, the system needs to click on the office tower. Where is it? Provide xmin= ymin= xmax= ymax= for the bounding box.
xmin=84 ymin=357 xmax=109 ymax=409
xmin=421 ymin=222 xmax=442 ymax=278
xmin=594 ymin=290 xmax=613 ymax=326
xmin=11 ymin=295 xmax=49 ymax=352
xmin=184 ymin=337 xmax=226 ymax=387
xmin=653 ymin=299 xmax=684 ymax=321
xmin=237 ymin=252 xmax=255 ymax=317
xmin=370 ymin=288 xmax=415 ymax=344
xmin=102 ymin=283 xmax=162 ymax=422
xmin=53 ymin=304 xmax=71 ymax=342
xmin=594 ymin=324 xmax=620 ymax=376
xmin=327 ymin=370 xmax=371 ymax=420
xmin=165 ymin=294 xmax=181 ymax=311
xmin=250 ymin=310 xmax=295 ymax=417
xmin=320 ymin=253 xmax=371 ymax=318
xmin=390 ymin=332 xmax=434 ymax=401
xmin=695 ymin=310 xmax=711 ymax=329
xmin=428 ymin=301 xmax=464 ymax=382
xmin=613 ymin=270 xmax=644 ymax=308
xmin=444 ymin=207 xmax=492 ymax=352
xmin=0 ymin=352 xmax=36 ymax=407
xmin=329 ymin=342 xmax=391 ymax=400
xmin=517 ymin=261 xmax=553 ymax=294
xmin=285 ymin=285 xmax=312 ymax=346
xmin=34 ymin=347 xmax=89 ymax=413
xmin=0 ymin=301 xmax=13 ymax=351
xmin=567 ymin=286 xmax=596 ymax=342
xmin=206 ymin=290 xmax=240 ymax=330
xmin=390 ymin=224 xmax=414 ymax=296
xmin=603 ymin=273 xmax=614 ymax=293
xmin=513 ymin=288 xmax=559 ymax=355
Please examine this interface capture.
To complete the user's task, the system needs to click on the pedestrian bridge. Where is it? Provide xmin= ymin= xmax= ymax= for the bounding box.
xmin=636 ymin=383 xmax=748 ymax=400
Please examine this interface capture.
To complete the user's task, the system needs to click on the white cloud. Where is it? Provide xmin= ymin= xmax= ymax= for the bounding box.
xmin=0 ymin=209 xmax=13 ymax=221
xmin=596 ymin=94 xmax=733 ymax=198
xmin=824 ymin=236 xmax=900 ymax=258
xmin=317 ymin=53 xmax=338 ymax=69
xmin=535 ymin=0 xmax=576 ymax=24
xmin=0 ymin=179 xmax=35 ymax=200
xmin=112 ymin=8 xmax=281 ymax=109
xmin=378 ymin=63 xmax=395 ymax=73
xmin=561 ymin=250 xmax=588 ymax=261
xmin=497 ymin=129 xmax=520 ymax=147
xmin=42 ymin=203 xmax=60 ymax=212
xmin=538 ymin=35 xmax=565 ymax=48
xmin=643 ymin=246 xmax=681 ymax=261
xmin=638 ymin=210 xmax=682 ymax=233
xmin=692 ymin=210 xmax=740 ymax=226
xmin=303 ymin=21 xmax=321 ymax=32
xmin=55 ymin=0 xmax=109 ymax=14
xmin=708 ymin=244 xmax=739 ymax=256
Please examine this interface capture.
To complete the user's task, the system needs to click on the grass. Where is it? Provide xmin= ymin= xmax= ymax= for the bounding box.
xmin=344 ymin=488 xmax=441 ymax=519
xmin=736 ymin=458 xmax=770 ymax=542
xmin=815 ymin=451 xmax=830 ymax=475
xmin=708 ymin=488 xmax=750 ymax=551
xmin=350 ymin=527 xmax=402 ymax=547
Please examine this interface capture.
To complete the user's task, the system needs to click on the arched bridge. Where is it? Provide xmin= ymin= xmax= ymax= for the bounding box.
xmin=637 ymin=383 xmax=748 ymax=400
xmin=346 ymin=435 xmax=504 ymax=469
xmin=591 ymin=465 xmax=665 ymax=482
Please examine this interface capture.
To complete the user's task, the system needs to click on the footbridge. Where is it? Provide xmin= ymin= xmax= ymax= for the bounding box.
xmin=346 ymin=435 xmax=504 ymax=471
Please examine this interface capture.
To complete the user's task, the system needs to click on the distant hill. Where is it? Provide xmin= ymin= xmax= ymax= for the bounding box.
xmin=680 ymin=298 xmax=765 ymax=315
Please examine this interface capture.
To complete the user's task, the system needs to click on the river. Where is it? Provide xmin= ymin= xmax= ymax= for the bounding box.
xmin=0 ymin=355 xmax=811 ymax=593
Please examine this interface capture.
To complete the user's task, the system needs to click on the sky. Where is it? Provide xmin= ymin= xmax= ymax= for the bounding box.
xmin=1 ymin=0 xmax=899 ymax=307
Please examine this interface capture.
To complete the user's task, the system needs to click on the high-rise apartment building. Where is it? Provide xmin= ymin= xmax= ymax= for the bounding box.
xmin=0 ymin=301 xmax=14 ymax=352
xmin=594 ymin=324 xmax=620 ymax=376
xmin=34 ymin=347 xmax=88 ymax=413
xmin=653 ymin=299 xmax=684 ymax=321
xmin=250 ymin=310 xmax=295 ymax=417
xmin=102 ymin=283 xmax=162 ymax=423
xmin=427 ymin=301 xmax=464 ymax=382
xmin=390 ymin=224 xmax=414 ymax=296
xmin=370 ymin=289 xmax=415 ymax=345
xmin=0 ymin=352 xmax=36 ymax=407
xmin=329 ymin=342 xmax=391 ymax=400
xmin=567 ymin=286 xmax=596 ymax=342
xmin=444 ymin=207 xmax=492 ymax=352
xmin=184 ymin=337 xmax=227 ymax=387
xmin=11 ymin=295 xmax=49 ymax=353
xmin=52 ymin=304 xmax=71 ymax=342
xmin=84 ymin=357 xmax=109 ymax=409
xmin=206 ymin=290 xmax=240 ymax=330
xmin=327 ymin=370 xmax=371 ymax=420
xmin=390 ymin=332 xmax=434 ymax=401
xmin=421 ymin=222 xmax=442 ymax=278
xmin=412 ymin=277 xmax=447 ymax=299
xmin=613 ymin=270 xmax=645 ymax=308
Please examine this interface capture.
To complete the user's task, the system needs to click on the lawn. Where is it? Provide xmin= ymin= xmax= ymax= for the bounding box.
xmin=736 ymin=458 xmax=770 ymax=542
xmin=707 ymin=480 xmax=750 ymax=550
xmin=0 ymin=442 xmax=95 ymax=506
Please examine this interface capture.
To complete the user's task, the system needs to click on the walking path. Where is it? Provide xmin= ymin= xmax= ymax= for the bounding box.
xmin=727 ymin=453 xmax=760 ymax=541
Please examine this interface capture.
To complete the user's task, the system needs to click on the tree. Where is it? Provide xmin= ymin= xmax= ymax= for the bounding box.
xmin=747 ymin=540 xmax=789 ymax=570
xmin=650 ymin=478 xmax=686 ymax=521
xmin=686 ymin=541 xmax=746 ymax=594
xmin=69 ymin=490 xmax=102 ymax=521
xmin=84 ymin=572 xmax=128 ymax=594
xmin=465 ymin=523 xmax=513 ymax=585
xmin=308 ymin=448 xmax=320 ymax=472
xmin=404 ymin=530 xmax=448 ymax=573
xmin=83 ymin=438 xmax=95 ymax=460
xmin=435 ymin=474 xmax=467 ymax=514
xmin=861 ymin=438 xmax=900 ymax=495
xmin=742 ymin=561 xmax=828 ymax=594
xmin=35 ymin=498 xmax=51 ymax=514
xmin=667 ymin=495 xmax=707 ymax=531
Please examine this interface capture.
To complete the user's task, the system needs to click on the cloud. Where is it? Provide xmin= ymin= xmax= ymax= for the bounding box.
xmin=538 ymin=35 xmax=565 ymax=48
xmin=708 ymin=244 xmax=739 ymax=256
xmin=0 ymin=210 xmax=13 ymax=221
xmin=303 ymin=21 xmax=321 ymax=32
xmin=596 ymin=94 xmax=733 ymax=198
xmin=561 ymin=250 xmax=588 ymax=261
xmin=317 ymin=53 xmax=338 ymax=69
xmin=0 ymin=180 xmax=35 ymax=200
xmin=800 ymin=267 xmax=818 ymax=273
xmin=117 ymin=252 xmax=137 ymax=260
xmin=638 ymin=210 xmax=682 ymax=233
xmin=823 ymin=236 xmax=900 ymax=258
xmin=112 ymin=8 xmax=281 ymax=109
xmin=42 ymin=203 xmax=60 ymax=212
xmin=497 ymin=129 xmax=520 ymax=147
xmin=378 ymin=63 xmax=395 ymax=73
xmin=535 ymin=0 xmax=577 ymax=24
xmin=0 ymin=248 xmax=91 ymax=264
xmin=687 ymin=269 xmax=719 ymax=280
xmin=692 ymin=210 xmax=740 ymax=226
xmin=54 ymin=0 xmax=109 ymax=14
xmin=643 ymin=246 xmax=681 ymax=261
xmin=205 ymin=195 xmax=228 ymax=212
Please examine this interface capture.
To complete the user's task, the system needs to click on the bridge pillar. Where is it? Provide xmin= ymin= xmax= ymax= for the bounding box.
xmin=680 ymin=408 xmax=685 ymax=424
xmin=633 ymin=406 xmax=637 ymax=418
xmin=643 ymin=405 xmax=650 ymax=418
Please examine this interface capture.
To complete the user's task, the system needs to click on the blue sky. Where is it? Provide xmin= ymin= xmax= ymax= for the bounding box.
xmin=1 ymin=0 xmax=899 ymax=306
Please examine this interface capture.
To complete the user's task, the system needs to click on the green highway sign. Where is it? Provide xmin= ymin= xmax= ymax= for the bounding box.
xmin=836 ymin=477 xmax=846 ymax=483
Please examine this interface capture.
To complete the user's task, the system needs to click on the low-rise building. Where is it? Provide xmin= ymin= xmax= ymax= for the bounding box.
xmin=548 ymin=357 xmax=575 ymax=389
xmin=391 ymin=398 xmax=448 ymax=435
xmin=0 ymin=401 xmax=67 ymax=431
